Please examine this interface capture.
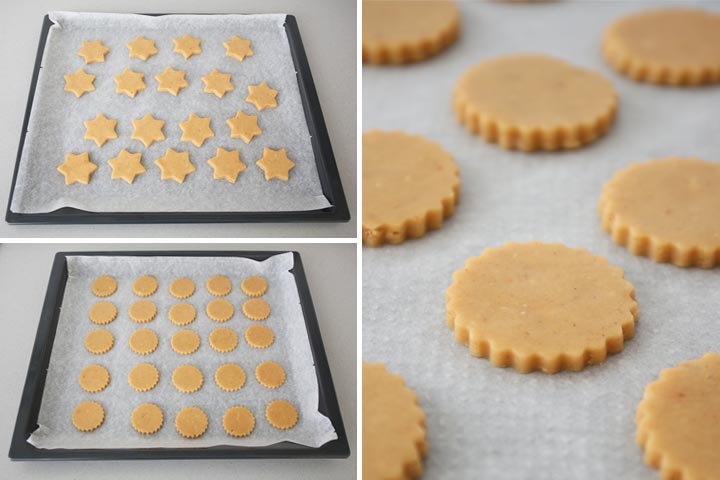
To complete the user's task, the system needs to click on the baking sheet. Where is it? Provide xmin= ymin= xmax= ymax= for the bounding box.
xmin=11 ymin=11 xmax=331 ymax=214
xmin=362 ymin=1 xmax=720 ymax=479
xmin=29 ymin=253 xmax=337 ymax=449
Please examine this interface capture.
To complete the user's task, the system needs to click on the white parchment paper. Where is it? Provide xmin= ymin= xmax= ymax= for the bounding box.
xmin=30 ymin=253 xmax=337 ymax=449
xmin=363 ymin=1 xmax=720 ymax=479
xmin=11 ymin=11 xmax=331 ymax=213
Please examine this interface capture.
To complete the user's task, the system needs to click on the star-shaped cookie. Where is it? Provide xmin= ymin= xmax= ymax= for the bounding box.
xmin=127 ymin=36 xmax=158 ymax=61
xmin=155 ymin=148 xmax=195 ymax=183
xmin=202 ymin=70 xmax=234 ymax=98
xmin=155 ymin=67 xmax=188 ymax=96
xmin=64 ymin=69 xmax=96 ymax=98
xmin=207 ymin=148 xmax=246 ymax=183
xmin=179 ymin=114 xmax=214 ymax=147
xmin=114 ymin=68 xmax=146 ymax=98
xmin=227 ymin=111 xmax=262 ymax=144
xmin=246 ymin=82 xmax=278 ymax=111
xmin=256 ymin=148 xmax=295 ymax=181
xmin=84 ymin=114 xmax=118 ymax=147
xmin=108 ymin=149 xmax=146 ymax=184
xmin=173 ymin=35 xmax=202 ymax=60
xmin=132 ymin=114 xmax=165 ymax=147
xmin=77 ymin=40 xmax=109 ymax=64
xmin=224 ymin=36 xmax=253 ymax=62
xmin=57 ymin=152 xmax=97 ymax=185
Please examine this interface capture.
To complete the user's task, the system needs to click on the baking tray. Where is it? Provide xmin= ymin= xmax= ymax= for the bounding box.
xmin=5 ymin=14 xmax=350 ymax=224
xmin=9 ymin=250 xmax=349 ymax=460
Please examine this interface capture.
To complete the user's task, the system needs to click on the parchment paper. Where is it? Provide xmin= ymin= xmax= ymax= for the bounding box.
xmin=30 ymin=253 xmax=337 ymax=449
xmin=363 ymin=1 xmax=720 ymax=479
xmin=11 ymin=11 xmax=331 ymax=213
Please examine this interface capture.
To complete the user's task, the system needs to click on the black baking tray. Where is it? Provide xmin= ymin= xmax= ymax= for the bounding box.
xmin=9 ymin=250 xmax=350 ymax=460
xmin=6 ymin=14 xmax=350 ymax=224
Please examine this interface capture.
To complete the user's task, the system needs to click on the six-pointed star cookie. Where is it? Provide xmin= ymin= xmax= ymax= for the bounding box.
xmin=77 ymin=40 xmax=110 ymax=64
xmin=132 ymin=114 xmax=165 ymax=147
xmin=64 ymin=69 xmax=96 ymax=98
xmin=155 ymin=148 xmax=195 ymax=183
xmin=57 ymin=152 xmax=98 ymax=185
xmin=224 ymin=36 xmax=253 ymax=61
xmin=207 ymin=148 xmax=246 ymax=183
xmin=180 ymin=114 xmax=214 ymax=147
xmin=84 ymin=114 xmax=118 ymax=147
xmin=256 ymin=148 xmax=295 ymax=181
xmin=246 ymin=82 xmax=278 ymax=111
xmin=155 ymin=67 xmax=188 ymax=96
xmin=108 ymin=149 xmax=146 ymax=184
xmin=227 ymin=111 xmax=262 ymax=144
xmin=127 ymin=36 xmax=158 ymax=60
xmin=114 ymin=68 xmax=146 ymax=98
xmin=202 ymin=70 xmax=234 ymax=98
xmin=173 ymin=34 xmax=202 ymax=60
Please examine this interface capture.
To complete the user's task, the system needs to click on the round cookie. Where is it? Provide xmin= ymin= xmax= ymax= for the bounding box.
xmin=92 ymin=276 xmax=117 ymax=297
xmin=241 ymin=276 xmax=267 ymax=297
xmin=129 ymin=329 xmax=159 ymax=355
xmin=85 ymin=329 xmax=114 ymax=355
xmin=129 ymin=300 xmax=157 ymax=323
xmin=133 ymin=275 xmax=158 ymax=297
xmin=363 ymin=131 xmax=460 ymax=247
xmin=171 ymin=329 xmax=200 ymax=355
xmin=175 ymin=406 xmax=208 ymax=439
xmin=241 ymin=298 xmax=270 ymax=321
xmin=603 ymin=8 xmax=720 ymax=86
xmin=172 ymin=365 xmax=204 ymax=393
xmin=169 ymin=277 xmax=195 ymax=299
xmin=265 ymin=400 xmax=298 ymax=430
xmin=453 ymin=54 xmax=617 ymax=151
xmin=72 ymin=401 xmax=105 ymax=432
xmin=131 ymin=403 xmax=164 ymax=435
xmin=244 ymin=325 xmax=274 ymax=349
xmin=362 ymin=0 xmax=460 ymax=64
xmin=169 ymin=303 xmax=197 ymax=326
xmin=599 ymin=158 xmax=720 ymax=268
xmin=78 ymin=365 xmax=110 ymax=393
xmin=206 ymin=275 xmax=232 ymax=296
xmin=255 ymin=361 xmax=286 ymax=389
xmin=128 ymin=363 xmax=160 ymax=392
xmin=215 ymin=363 xmax=246 ymax=392
xmin=89 ymin=302 xmax=117 ymax=325
xmin=446 ymin=242 xmax=638 ymax=373
xmin=209 ymin=327 xmax=238 ymax=353
xmin=206 ymin=299 xmax=234 ymax=322
xmin=223 ymin=406 xmax=255 ymax=438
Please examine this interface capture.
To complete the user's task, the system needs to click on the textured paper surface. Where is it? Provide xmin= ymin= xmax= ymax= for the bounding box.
xmin=11 ymin=11 xmax=330 ymax=213
xmin=30 ymin=253 xmax=337 ymax=449
xmin=362 ymin=1 xmax=720 ymax=479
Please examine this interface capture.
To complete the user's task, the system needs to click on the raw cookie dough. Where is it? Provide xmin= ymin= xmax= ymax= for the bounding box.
xmin=206 ymin=275 xmax=232 ymax=296
xmin=127 ymin=36 xmax=157 ymax=60
xmin=265 ymin=400 xmax=298 ymax=430
xmin=131 ymin=403 xmax=164 ymax=435
xmin=241 ymin=276 xmax=267 ymax=297
xmin=446 ymin=242 xmax=638 ymax=373
xmin=603 ymin=8 xmax=720 ymax=86
xmin=224 ymin=36 xmax=253 ymax=61
xmin=171 ymin=329 xmax=201 ymax=355
xmin=362 ymin=130 xmax=460 ymax=247
xmin=57 ymin=152 xmax=97 ymax=185
xmin=223 ymin=406 xmax=255 ymax=438
xmin=128 ymin=300 xmax=157 ymax=323
xmin=89 ymin=301 xmax=117 ymax=325
xmin=215 ymin=363 xmax=246 ymax=392
xmin=155 ymin=148 xmax=195 ymax=183
xmin=114 ymin=68 xmax=146 ymax=98
xmin=453 ymin=54 xmax=618 ymax=151
xmin=179 ymin=114 xmax=214 ymax=147
xmin=92 ymin=276 xmax=117 ymax=297
xmin=244 ymin=325 xmax=274 ymax=349
xmin=72 ymin=401 xmax=105 ymax=432
xmin=129 ymin=328 xmax=159 ymax=355
xmin=128 ymin=363 xmax=160 ymax=392
xmin=64 ymin=69 xmax=95 ymax=97
xmin=256 ymin=148 xmax=295 ymax=181
xmin=84 ymin=114 xmax=117 ymax=147
xmin=77 ymin=40 xmax=109 ymax=64
xmin=78 ymin=365 xmax=110 ymax=393
xmin=209 ymin=327 xmax=238 ymax=353
xmin=155 ymin=67 xmax=188 ymax=96
xmin=133 ymin=275 xmax=158 ymax=297
xmin=131 ymin=114 xmax=165 ymax=147
xmin=207 ymin=148 xmax=246 ymax=183
xmin=108 ymin=149 xmax=146 ymax=184
xmin=206 ymin=299 xmax=234 ymax=322
xmin=246 ymin=82 xmax=278 ymax=111
xmin=202 ymin=70 xmax=234 ymax=98
xmin=363 ymin=362 xmax=427 ymax=480
xmin=173 ymin=34 xmax=202 ymax=59
xmin=175 ymin=406 xmax=208 ymax=439
xmin=169 ymin=303 xmax=196 ymax=326
xmin=362 ymin=0 xmax=460 ymax=64
xmin=172 ymin=365 xmax=204 ymax=393
xmin=255 ymin=361 xmax=285 ymax=389
xmin=169 ymin=278 xmax=195 ymax=299
xmin=85 ymin=329 xmax=114 ymax=355
xmin=636 ymin=353 xmax=720 ymax=479
xmin=242 ymin=298 xmax=270 ymax=321
xmin=599 ymin=158 xmax=720 ymax=268
xmin=227 ymin=111 xmax=262 ymax=144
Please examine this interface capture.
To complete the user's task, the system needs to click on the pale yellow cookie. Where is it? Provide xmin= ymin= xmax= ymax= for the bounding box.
xmin=169 ymin=303 xmax=196 ymax=326
xmin=58 ymin=152 xmax=97 ymax=185
xmin=207 ymin=148 xmax=246 ymax=183
xmin=244 ymin=325 xmax=274 ymax=349
xmin=227 ymin=111 xmax=262 ymax=144
xmin=242 ymin=298 xmax=270 ymax=321
xmin=214 ymin=363 xmax=246 ymax=392
xmin=202 ymin=69 xmax=234 ymax=98
xmin=84 ymin=114 xmax=117 ymax=147
xmin=132 ymin=114 xmax=165 ymax=148
xmin=256 ymin=148 xmax=294 ymax=181
xmin=206 ymin=299 xmax=234 ymax=322
xmin=128 ymin=363 xmax=159 ymax=392
xmin=155 ymin=67 xmax=188 ymax=96
xmin=129 ymin=329 xmax=159 ymax=355
xmin=85 ymin=329 xmax=114 ymax=355
xmin=78 ymin=365 xmax=110 ymax=393
xmin=133 ymin=275 xmax=158 ymax=297
xmin=92 ymin=276 xmax=117 ymax=297
xmin=171 ymin=329 xmax=200 ymax=355
xmin=224 ymin=36 xmax=253 ymax=61
xmin=77 ymin=40 xmax=109 ymax=64
xmin=255 ymin=361 xmax=285 ymax=389
xmin=155 ymin=148 xmax=195 ymax=183
xmin=114 ymin=68 xmax=146 ymax=98
xmin=169 ymin=278 xmax=195 ymax=299
xmin=89 ymin=302 xmax=117 ymax=325
xmin=223 ymin=406 xmax=255 ymax=438
xmin=246 ymin=82 xmax=278 ymax=111
xmin=72 ymin=401 xmax=104 ymax=432
xmin=131 ymin=403 xmax=164 ymax=435
xmin=241 ymin=277 xmax=267 ymax=297
xmin=64 ymin=69 xmax=95 ymax=97
xmin=206 ymin=275 xmax=232 ymax=296
xmin=209 ymin=327 xmax=238 ymax=353
xmin=128 ymin=300 xmax=157 ymax=323
xmin=127 ymin=36 xmax=157 ymax=60
xmin=175 ymin=407 xmax=208 ymax=439
xmin=265 ymin=400 xmax=298 ymax=430
xmin=179 ymin=114 xmax=214 ymax=147
xmin=173 ymin=34 xmax=201 ymax=60
xmin=172 ymin=365 xmax=204 ymax=393
xmin=108 ymin=149 xmax=146 ymax=184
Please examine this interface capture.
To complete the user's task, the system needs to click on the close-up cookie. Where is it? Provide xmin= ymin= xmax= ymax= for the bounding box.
xmin=78 ymin=365 xmax=110 ymax=393
xmin=85 ymin=329 xmax=114 ymax=355
xmin=88 ymin=301 xmax=117 ymax=325
xmin=172 ymin=365 xmax=204 ymax=393
xmin=206 ymin=298 xmax=234 ymax=322
xmin=128 ymin=300 xmax=157 ymax=323
xmin=241 ymin=298 xmax=270 ymax=321
xmin=168 ymin=303 xmax=197 ymax=326
xmin=128 ymin=328 xmax=159 ymax=355
xmin=244 ymin=325 xmax=274 ymax=349
xmin=133 ymin=275 xmax=158 ymax=297
xmin=265 ymin=400 xmax=298 ymax=430
xmin=91 ymin=276 xmax=117 ymax=297
xmin=131 ymin=403 xmax=164 ymax=435
xmin=128 ymin=363 xmax=160 ymax=392
xmin=72 ymin=401 xmax=105 ymax=432
xmin=175 ymin=406 xmax=208 ymax=439
xmin=171 ymin=329 xmax=201 ymax=355
xmin=206 ymin=275 xmax=232 ymax=296
xmin=240 ymin=276 xmax=267 ymax=297
xmin=255 ymin=361 xmax=285 ymax=389
xmin=169 ymin=278 xmax=195 ymax=299
xmin=214 ymin=363 xmax=246 ymax=392
xmin=208 ymin=327 xmax=238 ymax=353
xmin=223 ymin=406 xmax=255 ymax=438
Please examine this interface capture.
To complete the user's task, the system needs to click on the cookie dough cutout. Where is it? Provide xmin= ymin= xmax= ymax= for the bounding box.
xmin=173 ymin=34 xmax=202 ymax=59
xmin=202 ymin=69 xmax=234 ymax=98
xmin=363 ymin=0 xmax=460 ymax=64
xmin=175 ymin=407 xmax=208 ymax=439
xmin=224 ymin=36 xmax=253 ymax=61
xmin=64 ymin=69 xmax=95 ymax=97
xmin=72 ymin=401 xmax=105 ymax=432
xmin=453 ymin=54 xmax=618 ymax=151
xmin=172 ymin=365 xmax=204 ymax=393
xmin=171 ymin=329 xmax=201 ymax=355
xmin=446 ymin=242 xmax=638 ymax=373
xmin=257 ymin=148 xmax=295 ymax=181
xmin=245 ymin=325 xmax=274 ymax=349
xmin=209 ymin=327 xmax=238 ymax=353
xmin=78 ymin=365 xmax=110 ymax=393
xmin=127 ymin=36 xmax=158 ymax=60
xmin=89 ymin=301 xmax=117 ymax=325
xmin=155 ymin=67 xmax=188 ymax=96
xmin=206 ymin=275 xmax=232 ymax=296
xmin=227 ymin=111 xmax=262 ymax=144
xmin=114 ymin=68 xmax=146 ymax=98
xmin=215 ymin=363 xmax=246 ymax=392
xmin=92 ymin=276 xmax=117 ymax=297
xmin=363 ymin=362 xmax=427 ymax=479
xmin=155 ymin=148 xmax=195 ymax=183
xmin=265 ymin=400 xmax=298 ymax=430
xmin=77 ymin=40 xmax=109 ymax=64
xmin=129 ymin=300 xmax=157 ymax=323
xmin=363 ymin=130 xmax=460 ymax=247
xmin=131 ymin=403 xmax=164 ymax=435
xmin=85 ymin=329 xmax=114 ymax=355
xmin=132 ymin=114 xmax=165 ymax=148
xmin=223 ymin=406 xmax=255 ymax=438
xmin=255 ymin=361 xmax=285 ymax=389
xmin=128 ymin=363 xmax=160 ymax=392
xmin=599 ymin=158 xmax=720 ymax=268
xmin=58 ymin=152 xmax=97 ymax=185
xmin=169 ymin=303 xmax=196 ymax=326
xmin=242 ymin=298 xmax=270 ymax=321
xmin=207 ymin=148 xmax=246 ymax=183
xmin=246 ymin=82 xmax=278 ymax=111
xmin=241 ymin=277 xmax=267 ymax=297
xmin=84 ymin=114 xmax=117 ymax=147
xmin=603 ymin=8 xmax=720 ymax=86
xmin=636 ymin=353 xmax=720 ymax=478
xmin=129 ymin=329 xmax=159 ymax=355
xmin=133 ymin=275 xmax=158 ymax=297
xmin=179 ymin=114 xmax=214 ymax=147
xmin=169 ymin=278 xmax=195 ymax=299
xmin=109 ymin=149 xmax=146 ymax=184
xmin=206 ymin=299 xmax=234 ymax=322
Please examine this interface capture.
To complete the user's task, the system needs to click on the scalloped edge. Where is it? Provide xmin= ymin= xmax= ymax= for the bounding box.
xmin=128 ymin=364 xmax=160 ymax=392
xmin=72 ymin=401 xmax=105 ymax=432
xmin=131 ymin=404 xmax=164 ymax=435
xmin=446 ymin=242 xmax=638 ymax=374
